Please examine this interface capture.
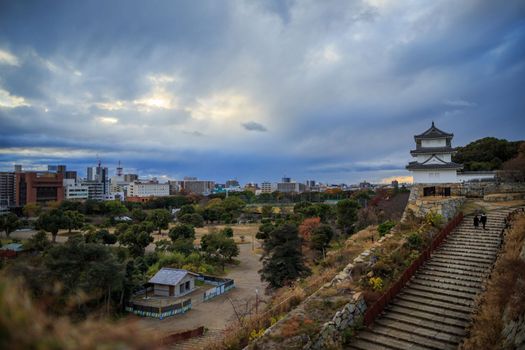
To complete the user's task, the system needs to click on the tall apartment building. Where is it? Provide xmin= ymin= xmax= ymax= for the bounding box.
xmin=0 ymin=172 xmax=16 ymax=209
xmin=177 ymin=178 xmax=215 ymax=195
xmin=277 ymin=181 xmax=305 ymax=193
xmin=260 ymin=182 xmax=273 ymax=194
xmin=127 ymin=180 xmax=170 ymax=198
xmin=15 ymin=172 xmax=64 ymax=206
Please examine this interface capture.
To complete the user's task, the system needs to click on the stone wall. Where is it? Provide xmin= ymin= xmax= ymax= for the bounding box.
xmin=303 ymin=292 xmax=366 ymax=350
xmin=404 ymin=192 xmax=465 ymax=221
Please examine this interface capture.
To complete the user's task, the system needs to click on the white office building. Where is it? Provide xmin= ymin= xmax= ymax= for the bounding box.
xmin=128 ymin=180 xmax=170 ymax=198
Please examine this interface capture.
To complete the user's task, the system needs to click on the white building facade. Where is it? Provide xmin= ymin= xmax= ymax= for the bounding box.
xmin=407 ymin=122 xmax=463 ymax=184
xmin=127 ymin=181 xmax=170 ymax=198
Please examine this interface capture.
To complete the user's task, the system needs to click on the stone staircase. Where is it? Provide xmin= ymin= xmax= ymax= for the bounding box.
xmin=347 ymin=209 xmax=513 ymax=350
xmin=168 ymin=328 xmax=223 ymax=350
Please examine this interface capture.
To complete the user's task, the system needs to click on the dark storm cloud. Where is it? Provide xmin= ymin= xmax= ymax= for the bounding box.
xmin=241 ymin=121 xmax=268 ymax=132
xmin=0 ymin=0 xmax=524 ymax=183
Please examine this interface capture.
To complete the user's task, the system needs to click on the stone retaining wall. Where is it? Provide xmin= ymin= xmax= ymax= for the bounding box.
xmin=304 ymin=292 xmax=366 ymax=350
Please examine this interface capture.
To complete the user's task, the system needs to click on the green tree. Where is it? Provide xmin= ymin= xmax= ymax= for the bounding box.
xmin=25 ymin=230 xmax=51 ymax=252
xmin=44 ymin=235 xmax=125 ymax=311
xmin=117 ymin=225 xmax=154 ymax=257
xmin=222 ymin=196 xmax=246 ymax=212
xmin=131 ymin=208 xmax=147 ymax=222
xmin=259 ymin=224 xmax=309 ymax=288
xmin=179 ymin=213 xmax=204 ymax=227
xmin=105 ymin=200 xmax=129 ymax=217
xmin=168 ymin=224 xmax=195 ymax=241
xmin=201 ymin=232 xmax=239 ymax=270
xmin=336 ymin=199 xmax=359 ymax=234
xmin=0 ymin=213 xmax=20 ymax=238
xmin=148 ymin=209 xmax=172 ymax=235
xmin=221 ymin=226 xmax=234 ymax=238
xmin=256 ymin=222 xmax=274 ymax=240
xmin=178 ymin=204 xmax=196 ymax=218
xmin=36 ymin=209 xmax=66 ymax=242
xmin=261 ymin=205 xmax=273 ymax=218
xmin=63 ymin=210 xmax=85 ymax=233
xmin=22 ymin=203 xmax=41 ymax=218
xmin=453 ymin=137 xmax=522 ymax=171
xmin=310 ymin=224 xmax=334 ymax=253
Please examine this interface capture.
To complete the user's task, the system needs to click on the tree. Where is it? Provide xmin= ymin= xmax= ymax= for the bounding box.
xmin=148 ymin=209 xmax=172 ymax=235
xmin=310 ymin=224 xmax=334 ymax=253
xmin=117 ymin=224 xmax=154 ymax=257
xmin=105 ymin=200 xmax=129 ymax=217
xmin=0 ymin=213 xmax=20 ymax=238
xmin=36 ymin=209 xmax=66 ymax=242
xmin=298 ymin=217 xmax=321 ymax=242
xmin=201 ymin=232 xmax=239 ymax=270
xmin=131 ymin=208 xmax=147 ymax=222
xmin=44 ymin=235 xmax=125 ymax=312
xmin=22 ymin=203 xmax=41 ymax=218
xmin=179 ymin=213 xmax=204 ymax=227
xmin=178 ymin=204 xmax=196 ymax=218
xmin=25 ymin=230 xmax=51 ymax=252
xmin=261 ymin=205 xmax=273 ymax=218
xmin=63 ymin=210 xmax=85 ymax=233
xmin=168 ymin=224 xmax=195 ymax=241
xmin=259 ymin=224 xmax=309 ymax=288
xmin=221 ymin=226 xmax=234 ymax=238
xmin=336 ymin=199 xmax=359 ymax=234
xmin=256 ymin=223 xmax=274 ymax=240
xmin=453 ymin=137 xmax=522 ymax=171
xmin=222 ymin=196 xmax=246 ymax=212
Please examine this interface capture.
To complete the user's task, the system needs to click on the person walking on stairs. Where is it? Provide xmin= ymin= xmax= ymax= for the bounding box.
xmin=480 ymin=213 xmax=487 ymax=230
xmin=473 ymin=215 xmax=480 ymax=230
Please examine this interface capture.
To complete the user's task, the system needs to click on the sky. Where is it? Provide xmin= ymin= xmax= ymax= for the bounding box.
xmin=0 ymin=0 xmax=524 ymax=184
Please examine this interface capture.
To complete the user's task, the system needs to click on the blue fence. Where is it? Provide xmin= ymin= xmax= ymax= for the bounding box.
xmin=198 ymin=275 xmax=235 ymax=301
xmin=126 ymin=298 xmax=192 ymax=319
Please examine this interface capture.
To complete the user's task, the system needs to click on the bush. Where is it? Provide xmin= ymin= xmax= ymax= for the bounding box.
xmin=378 ymin=220 xmax=396 ymax=237
xmin=407 ymin=232 xmax=423 ymax=250
xmin=369 ymin=277 xmax=384 ymax=291
xmin=221 ymin=227 xmax=234 ymax=238
xmin=425 ymin=212 xmax=444 ymax=228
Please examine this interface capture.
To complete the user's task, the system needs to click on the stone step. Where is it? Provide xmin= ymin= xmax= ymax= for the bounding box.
xmin=409 ymin=278 xmax=479 ymax=297
xmin=351 ymin=331 xmax=425 ymax=350
xmin=452 ymin=232 xmax=501 ymax=240
xmin=369 ymin=324 xmax=454 ymax=350
xmin=386 ymin=305 xmax=469 ymax=329
xmin=401 ymin=288 xmax=474 ymax=308
xmin=421 ymin=264 xmax=485 ymax=280
xmin=392 ymin=299 xmax=471 ymax=322
xmin=374 ymin=318 xmax=462 ymax=346
xmin=396 ymin=293 xmax=472 ymax=314
xmin=417 ymin=268 xmax=483 ymax=284
xmin=381 ymin=312 xmax=467 ymax=337
xmin=451 ymin=236 xmax=501 ymax=244
xmin=435 ymin=247 xmax=497 ymax=260
xmin=442 ymin=242 xmax=499 ymax=253
xmin=454 ymin=229 xmax=501 ymax=235
xmin=425 ymin=261 xmax=488 ymax=275
xmin=415 ymin=273 xmax=482 ymax=289
xmin=430 ymin=257 xmax=490 ymax=271
xmin=431 ymin=252 xmax=494 ymax=265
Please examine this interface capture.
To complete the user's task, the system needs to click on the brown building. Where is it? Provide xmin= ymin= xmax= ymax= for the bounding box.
xmin=16 ymin=172 xmax=64 ymax=206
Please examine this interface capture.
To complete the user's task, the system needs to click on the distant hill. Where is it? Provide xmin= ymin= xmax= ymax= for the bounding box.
xmin=453 ymin=137 xmax=523 ymax=171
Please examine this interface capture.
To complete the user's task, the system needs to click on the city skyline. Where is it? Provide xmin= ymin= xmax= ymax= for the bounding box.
xmin=1 ymin=1 xmax=524 ymax=184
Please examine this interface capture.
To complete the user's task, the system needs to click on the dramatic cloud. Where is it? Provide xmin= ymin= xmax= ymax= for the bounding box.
xmin=242 ymin=121 xmax=268 ymax=132
xmin=0 ymin=0 xmax=524 ymax=183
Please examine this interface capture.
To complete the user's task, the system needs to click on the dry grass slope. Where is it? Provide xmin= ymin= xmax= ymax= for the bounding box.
xmin=462 ymin=213 xmax=525 ymax=350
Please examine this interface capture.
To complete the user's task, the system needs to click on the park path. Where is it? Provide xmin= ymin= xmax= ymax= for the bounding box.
xmin=135 ymin=243 xmax=266 ymax=348
xmin=347 ymin=208 xmax=514 ymax=350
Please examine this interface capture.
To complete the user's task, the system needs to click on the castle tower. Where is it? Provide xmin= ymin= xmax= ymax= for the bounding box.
xmin=406 ymin=122 xmax=463 ymax=184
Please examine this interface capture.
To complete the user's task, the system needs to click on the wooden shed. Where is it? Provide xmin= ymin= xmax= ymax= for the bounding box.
xmin=149 ymin=268 xmax=198 ymax=297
